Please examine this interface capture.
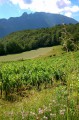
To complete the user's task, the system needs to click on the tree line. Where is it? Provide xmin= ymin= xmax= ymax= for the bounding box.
xmin=0 ymin=23 xmax=79 ymax=55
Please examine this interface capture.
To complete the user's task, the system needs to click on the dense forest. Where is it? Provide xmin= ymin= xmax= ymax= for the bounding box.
xmin=0 ymin=23 xmax=79 ymax=55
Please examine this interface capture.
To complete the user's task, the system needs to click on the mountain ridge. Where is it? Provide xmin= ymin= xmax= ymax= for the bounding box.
xmin=0 ymin=12 xmax=78 ymax=38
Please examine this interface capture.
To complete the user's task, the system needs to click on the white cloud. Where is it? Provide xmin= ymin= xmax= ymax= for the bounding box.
xmin=9 ymin=0 xmax=66 ymax=13
xmin=65 ymin=12 xmax=72 ymax=17
xmin=70 ymin=6 xmax=79 ymax=12
xmin=56 ymin=0 xmax=71 ymax=8
xmin=9 ymin=0 xmax=79 ymax=18
xmin=9 ymin=0 xmax=21 ymax=5
xmin=64 ymin=6 xmax=79 ymax=12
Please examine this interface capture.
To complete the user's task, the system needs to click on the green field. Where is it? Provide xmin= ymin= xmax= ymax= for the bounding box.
xmin=0 ymin=46 xmax=79 ymax=120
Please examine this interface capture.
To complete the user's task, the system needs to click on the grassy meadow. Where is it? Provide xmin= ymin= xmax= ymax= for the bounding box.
xmin=0 ymin=46 xmax=53 ymax=62
xmin=0 ymin=45 xmax=79 ymax=120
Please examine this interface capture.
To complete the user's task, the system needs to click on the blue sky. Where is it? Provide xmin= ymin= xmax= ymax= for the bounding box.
xmin=0 ymin=0 xmax=79 ymax=21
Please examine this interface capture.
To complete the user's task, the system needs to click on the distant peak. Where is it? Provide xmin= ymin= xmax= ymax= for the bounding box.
xmin=22 ymin=12 xmax=28 ymax=16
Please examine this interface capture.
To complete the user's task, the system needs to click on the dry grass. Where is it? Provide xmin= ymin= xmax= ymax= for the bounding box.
xmin=0 ymin=45 xmax=64 ymax=62
xmin=0 ymin=47 xmax=53 ymax=62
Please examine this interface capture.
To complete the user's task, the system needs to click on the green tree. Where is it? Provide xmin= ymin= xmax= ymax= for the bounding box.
xmin=60 ymin=24 xmax=78 ymax=52
xmin=0 ymin=42 xmax=5 ymax=55
xmin=5 ymin=41 xmax=23 ymax=54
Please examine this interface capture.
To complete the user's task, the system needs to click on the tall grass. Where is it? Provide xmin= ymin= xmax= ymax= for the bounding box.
xmin=0 ymin=50 xmax=79 ymax=119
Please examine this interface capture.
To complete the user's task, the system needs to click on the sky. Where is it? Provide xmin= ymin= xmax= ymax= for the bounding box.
xmin=0 ymin=0 xmax=79 ymax=21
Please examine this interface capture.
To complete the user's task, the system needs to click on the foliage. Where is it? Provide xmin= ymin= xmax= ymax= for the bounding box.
xmin=0 ymin=23 xmax=79 ymax=55
xmin=0 ymin=50 xmax=79 ymax=99
xmin=0 ymin=50 xmax=79 ymax=119
xmin=0 ymin=42 xmax=5 ymax=55
xmin=60 ymin=24 xmax=79 ymax=52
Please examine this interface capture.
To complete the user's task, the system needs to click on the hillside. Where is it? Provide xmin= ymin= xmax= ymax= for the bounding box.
xmin=0 ymin=12 xmax=78 ymax=38
xmin=0 ymin=46 xmax=53 ymax=62
xmin=0 ymin=49 xmax=79 ymax=120
xmin=0 ymin=23 xmax=79 ymax=56
xmin=0 ymin=45 xmax=64 ymax=62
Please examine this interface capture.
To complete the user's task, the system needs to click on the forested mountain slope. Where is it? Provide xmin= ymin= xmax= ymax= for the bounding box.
xmin=0 ymin=23 xmax=79 ymax=55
